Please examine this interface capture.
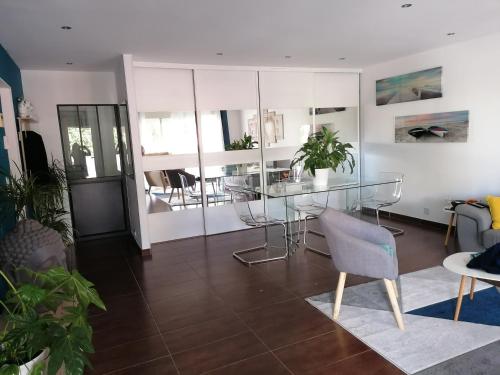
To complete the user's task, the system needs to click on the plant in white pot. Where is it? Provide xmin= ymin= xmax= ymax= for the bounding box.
xmin=290 ymin=127 xmax=355 ymax=186
xmin=0 ymin=267 xmax=105 ymax=375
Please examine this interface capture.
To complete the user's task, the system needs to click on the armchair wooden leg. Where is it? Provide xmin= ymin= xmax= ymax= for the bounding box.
xmin=470 ymin=277 xmax=476 ymax=301
xmin=333 ymin=272 xmax=347 ymax=320
xmin=392 ymin=280 xmax=399 ymax=299
xmin=384 ymin=279 xmax=405 ymax=330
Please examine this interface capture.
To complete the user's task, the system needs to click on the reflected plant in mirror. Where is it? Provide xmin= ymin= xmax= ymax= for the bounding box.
xmin=225 ymin=133 xmax=258 ymax=151
xmin=290 ymin=127 xmax=355 ymax=186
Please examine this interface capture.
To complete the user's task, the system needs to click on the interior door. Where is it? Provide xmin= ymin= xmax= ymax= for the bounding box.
xmin=58 ymin=105 xmax=128 ymax=239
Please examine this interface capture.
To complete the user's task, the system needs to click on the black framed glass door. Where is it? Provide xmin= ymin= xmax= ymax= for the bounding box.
xmin=57 ymin=104 xmax=129 ymax=239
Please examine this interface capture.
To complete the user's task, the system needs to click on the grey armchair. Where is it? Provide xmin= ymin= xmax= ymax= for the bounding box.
xmin=319 ymin=208 xmax=404 ymax=330
xmin=455 ymin=204 xmax=499 ymax=252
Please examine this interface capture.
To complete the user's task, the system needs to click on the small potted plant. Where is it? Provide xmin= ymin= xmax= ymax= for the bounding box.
xmin=290 ymin=127 xmax=355 ymax=186
xmin=224 ymin=133 xmax=258 ymax=151
xmin=0 ymin=267 xmax=106 ymax=375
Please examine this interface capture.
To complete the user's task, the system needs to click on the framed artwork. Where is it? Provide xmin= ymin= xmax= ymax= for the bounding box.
xmin=247 ymin=115 xmax=259 ymax=140
xmin=376 ymin=67 xmax=442 ymax=106
xmin=262 ymin=110 xmax=285 ymax=145
xmin=395 ymin=110 xmax=469 ymax=143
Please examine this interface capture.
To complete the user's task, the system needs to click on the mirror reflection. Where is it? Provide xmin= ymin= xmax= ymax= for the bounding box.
xmin=204 ymin=163 xmax=261 ymax=206
xmin=200 ymin=110 xmax=259 ymax=152
xmin=313 ymin=107 xmax=359 ymax=179
xmin=139 ymin=111 xmax=198 ymax=155
xmin=263 ymin=108 xmax=312 ymax=148
xmin=265 ymin=160 xmax=292 ymax=184
xmin=144 ymin=167 xmax=202 ymax=213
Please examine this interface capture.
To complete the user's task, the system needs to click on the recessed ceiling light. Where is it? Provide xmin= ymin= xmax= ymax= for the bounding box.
xmin=285 ymin=55 xmax=292 ymax=59
xmin=401 ymin=3 xmax=412 ymax=8
xmin=216 ymin=52 xmax=223 ymax=56
xmin=66 ymin=62 xmax=73 ymax=65
xmin=338 ymin=57 xmax=346 ymax=60
xmin=61 ymin=25 xmax=72 ymax=30
xmin=447 ymin=32 xmax=456 ymax=36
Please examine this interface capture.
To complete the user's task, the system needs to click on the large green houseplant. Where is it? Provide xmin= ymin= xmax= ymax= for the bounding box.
xmin=290 ymin=127 xmax=355 ymax=186
xmin=0 ymin=160 xmax=72 ymax=245
xmin=0 ymin=267 xmax=105 ymax=375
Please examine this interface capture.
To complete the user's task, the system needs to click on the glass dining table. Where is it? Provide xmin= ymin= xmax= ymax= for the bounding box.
xmin=240 ymin=176 xmax=402 ymax=254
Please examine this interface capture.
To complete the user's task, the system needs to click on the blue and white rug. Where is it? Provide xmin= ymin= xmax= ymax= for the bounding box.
xmin=306 ymin=266 xmax=500 ymax=374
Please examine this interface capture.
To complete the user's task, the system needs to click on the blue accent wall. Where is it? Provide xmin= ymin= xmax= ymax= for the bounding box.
xmin=0 ymin=44 xmax=23 ymax=238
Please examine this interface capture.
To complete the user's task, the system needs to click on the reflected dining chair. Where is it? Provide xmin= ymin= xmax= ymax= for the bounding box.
xmin=355 ymin=172 xmax=404 ymax=236
xmin=319 ymin=208 xmax=404 ymax=330
xmin=179 ymin=173 xmax=202 ymax=208
xmin=229 ymin=186 xmax=289 ymax=266
xmin=144 ymin=171 xmax=169 ymax=194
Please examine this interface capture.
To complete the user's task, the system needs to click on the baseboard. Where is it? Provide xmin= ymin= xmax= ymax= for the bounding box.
xmin=361 ymin=207 xmax=448 ymax=231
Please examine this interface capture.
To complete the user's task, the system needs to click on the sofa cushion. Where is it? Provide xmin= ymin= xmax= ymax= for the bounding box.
xmin=483 ymin=229 xmax=500 ymax=249
xmin=486 ymin=195 xmax=500 ymax=229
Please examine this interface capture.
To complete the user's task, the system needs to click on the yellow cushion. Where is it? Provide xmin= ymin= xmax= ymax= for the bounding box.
xmin=486 ymin=195 xmax=500 ymax=230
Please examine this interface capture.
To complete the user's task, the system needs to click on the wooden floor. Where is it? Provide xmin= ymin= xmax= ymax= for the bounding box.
xmin=79 ymin=215 xmax=457 ymax=374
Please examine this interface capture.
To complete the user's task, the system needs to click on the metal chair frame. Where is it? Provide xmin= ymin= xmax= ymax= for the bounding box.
xmin=229 ymin=187 xmax=289 ymax=266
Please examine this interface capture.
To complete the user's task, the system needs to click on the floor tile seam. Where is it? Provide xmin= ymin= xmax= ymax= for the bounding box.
xmin=198 ymin=351 xmax=290 ymax=375
xmin=165 ymin=329 xmax=253 ymax=356
xmin=102 ymin=354 xmax=172 ymax=375
xmin=124 ymin=256 xmax=181 ymax=375
xmin=232 ymin=307 xmax=295 ymax=375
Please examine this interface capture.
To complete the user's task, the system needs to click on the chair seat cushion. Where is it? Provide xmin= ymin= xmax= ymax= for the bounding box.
xmin=483 ymin=229 xmax=500 ymax=249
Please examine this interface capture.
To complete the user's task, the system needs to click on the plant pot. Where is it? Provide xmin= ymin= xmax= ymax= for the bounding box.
xmin=19 ymin=348 xmax=49 ymax=375
xmin=313 ymin=168 xmax=330 ymax=186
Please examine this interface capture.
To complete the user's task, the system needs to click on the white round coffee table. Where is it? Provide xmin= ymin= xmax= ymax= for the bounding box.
xmin=443 ymin=252 xmax=500 ymax=321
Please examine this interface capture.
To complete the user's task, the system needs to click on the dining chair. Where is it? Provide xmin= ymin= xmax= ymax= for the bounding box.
xmin=289 ymin=192 xmax=331 ymax=257
xmin=144 ymin=170 xmax=169 ymax=194
xmin=319 ymin=207 xmax=404 ymax=330
xmin=179 ymin=173 xmax=202 ymax=207
xmin=229 ymin=186 xmax=289 ymax=266
xmin=355 ymin=172 xmax=404 ymax=236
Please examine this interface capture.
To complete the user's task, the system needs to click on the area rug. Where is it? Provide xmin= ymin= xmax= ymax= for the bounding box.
xmin=306 ymin=266 xmax=500 ymax=374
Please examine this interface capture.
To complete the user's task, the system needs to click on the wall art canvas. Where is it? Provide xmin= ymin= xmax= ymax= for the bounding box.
xmin=395 ymin=110 xmax=469 ymax=143
xmin=247 ymin=115 xmax=259 ymax=140
xmin=376 ymin=67 xmax=442 ymax=106
xmin=261 ymin=110 xmax=285 ymax=145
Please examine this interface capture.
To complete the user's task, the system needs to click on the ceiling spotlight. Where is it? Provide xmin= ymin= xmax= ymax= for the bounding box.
xmin=447 ymin=32 xmax=456 ymax=36
xmin=66 ymin=62 xmax=73 ymax=65
xmin=61 ymin=25 xmax=72 ymax=30
xmin=401 ymin=3 xmax=412 ymax=8
xmin=285 ymin=55 xmax=292 ymax=59
xmin=338 ymin=57 xmax=346 ymax=60
xmin=216 ymin=52 xmax=223 ymax=56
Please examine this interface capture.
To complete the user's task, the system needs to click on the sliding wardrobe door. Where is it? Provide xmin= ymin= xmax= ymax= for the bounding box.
xmin=134 ymin=67 xmax=204 ymax=242
xmin=314 ymin=72 xmax=360 ymax=209
xmin=194 ymin=69 xmax=262 ymax=235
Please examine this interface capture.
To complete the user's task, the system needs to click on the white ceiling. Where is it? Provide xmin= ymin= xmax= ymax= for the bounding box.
xmin=1 ymin=0 xmax=500 ymax=71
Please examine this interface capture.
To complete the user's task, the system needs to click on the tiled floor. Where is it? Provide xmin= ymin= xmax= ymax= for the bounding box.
xmin=79 ymin=215 xmax=456 ymax=374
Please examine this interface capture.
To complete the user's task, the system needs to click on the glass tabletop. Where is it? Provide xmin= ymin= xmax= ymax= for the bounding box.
xmin=242 ymin=177 xmax=400 ymax=198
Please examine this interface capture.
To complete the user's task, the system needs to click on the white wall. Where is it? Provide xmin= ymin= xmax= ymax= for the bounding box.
xmin=21 ymin=70 xmax=118 ymax=162
xmin=361 ymin=32 xmax=500 ymax=224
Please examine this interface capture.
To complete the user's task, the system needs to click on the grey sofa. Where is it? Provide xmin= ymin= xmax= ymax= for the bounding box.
xmin=455 ymin=204 xmax=500 ymax=252
xmin=319 ymin=208 xmax=404 ymax=330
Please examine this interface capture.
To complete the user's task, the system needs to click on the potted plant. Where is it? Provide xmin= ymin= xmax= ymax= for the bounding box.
xmin=0 ymin=267 xmax=105 ymax=375
xmin=224 ymin=133 xmax=257 ymax=151
xmin=0 ymin=160 xmax=72 ymax=246
xmin=290 ymin=127 xmax=355 ymax=186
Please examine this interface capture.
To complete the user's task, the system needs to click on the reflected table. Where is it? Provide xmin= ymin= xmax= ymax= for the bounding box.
xmin=241 ymin=177 xmax=402 ymax=254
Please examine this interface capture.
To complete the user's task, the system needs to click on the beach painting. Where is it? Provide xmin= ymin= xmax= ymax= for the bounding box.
xmin=376 ymin=67 xmax=442 ymax=106
xmin=395 ymin=110 xmax=469 ymax=143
